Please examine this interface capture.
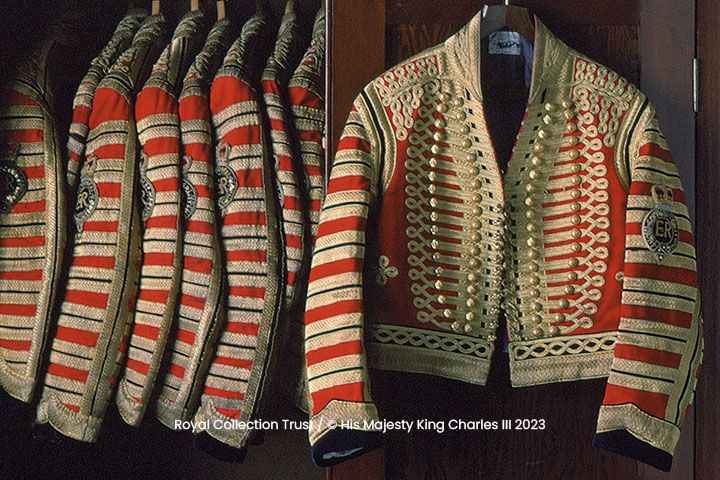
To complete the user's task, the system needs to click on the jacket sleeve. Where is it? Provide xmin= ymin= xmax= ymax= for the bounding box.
xmin=594 ymin=96 xmax=703 ymax=471
xmin=304 ymin=97 xmax=383 ymax=466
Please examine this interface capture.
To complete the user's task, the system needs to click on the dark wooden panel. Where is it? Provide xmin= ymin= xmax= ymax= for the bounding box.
xmin=696 ymin=0 xmax=720 ymax=479
xmin=385 ymin=0 xmax=638 ymax=26
xmin=373 ymin=361 xmax=638 ymax=480
xmin=330 ymin=0 xmax=386 ymax=149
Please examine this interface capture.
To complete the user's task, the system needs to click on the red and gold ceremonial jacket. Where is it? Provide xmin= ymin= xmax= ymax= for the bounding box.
xmin=155 ymin=16 xmax=234 ymax=431
xmin=304 ymin=13 xmax=703 ymax=471
xmin=117 ymin=9 xmax=207 ymax=427
xmin=194 ymin=14 xmax=283 ymax=452
xmin=36 ymin=13 xmax=166 ymax=442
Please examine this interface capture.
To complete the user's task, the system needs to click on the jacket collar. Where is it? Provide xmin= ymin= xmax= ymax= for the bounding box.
xmin=445 ymin=11 xmax=570 ymax=105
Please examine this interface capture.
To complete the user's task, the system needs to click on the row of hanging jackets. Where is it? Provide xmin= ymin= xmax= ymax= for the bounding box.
xmin=0 ymin=6 xmax=325 ymax=460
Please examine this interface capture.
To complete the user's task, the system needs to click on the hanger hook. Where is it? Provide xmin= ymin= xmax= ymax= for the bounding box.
xmin=504 ymin=0 xmax=511 ymax=5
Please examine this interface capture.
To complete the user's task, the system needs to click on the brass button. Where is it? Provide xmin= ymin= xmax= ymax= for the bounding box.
xmin=429 ymin=158 xmax=439 ymax=168
xmin=432 ymin=252 xmax=441 ymax=261
xmin=531 ymin=314 xmax=542 ymax=324
xmin=571 ymin=214 xmax=581 ymax=225
xmin=525 ymin=197 xmax=534 ymax=207
xmin=471 ymin=179 xmax=482 ymax=189
xmin=568 ymin=258 xmax=579 ymax=268
xmin=529 ymin=169 xmax=540 ymax=180
xmin=462 ymin=138 xmax=472 ymax=148
xmin=571 ymin=228 xmax=581 ymax=239
xmin=453 ymin=97 xmax=464 ymax=107
xmin=466 ymin=298 xmax=476 ymax=307
xmin=533 ymin=143 xmax=546 ymax=153
xmin=525 ymin=183 xmax=536 ymax=193
xmin=571 ymin=162 xmax=582 ymax=172
xmin=527 ymin=237 xmax=536 ymax=247
xmin=430 ymin=198 xmax=439 ymax=207
xmin=473 ymin=193 xmax=483 ymax=203
xmin=469 ymin=258 xmax=479 ymax=268
xmin=438 ymin=295 xmax=447 ymax=304
xmin=549 ymin=326 xmax=561 ymax=336
xmin=437 ymin=103 xmax=448 ymax=113
xmin=467 ymin=284 xmax=478 ymax=294
xmin=568 ymin=150 xmax=580 ymax=160
xmin=469 ymin=166 xmax=480 ymax=176
xmin=456 ymin=111 xmax=466 ymax=121
xmin=559 ymin=299 xmax=570 ymax=309
xmin=543 ymin=115 xmax=553 ymax=125
xmin=431 ymin=144 xmax=441 ymax=154
xmin=441 ymin=92 xmax=452 ymax=102
xmin=435 ymin=280 xmax=444 ymax=289
xmin=568 ymin=136 xmax=580 ymax=146
xmin=428 ymin=171 xmax=437 ymax=181
xmin=544 ymin=102 xmax=555 ymax=111
xmin=451 ymin=321 xmax=462 ymax=332
xmin=527 ymin=223 xmax=537 ymax=232
xmin=434 ymin=118 xmax=446 ymax=129
xmin=529 ymin=289 xmax=540 ymax=298
xmin=472 ymin=206 xmax=482 ymax=216
xmin=529 ymin=276 xmax=540 ymax=286
xmin=467 ymin=273 xmax=478 ymax=282
xmin=469 ymin=246 xmax=480 ymax=256
xmin=572 ymin=175 xmax=582 ymax=185
xmin=571 ymin=202 xmax=581 ymax=212
xmin=555 ymin=313 xmax=566 ymax=322
xmin=564 ymin=285 xmax=575 ymax=294
xmin=532 ymin=302 xmax=543 ymax=312
xmin=538 ymin=129 xmax=548 ymax=139
xmin=531 ymin=155 xmax=544 ymax=166
xmin=431 ymin=239 xmax=439 ymax=249
xmin=532 ymin=326 xmax=544 ymax=337
xmin=471 ymin=232 xmax=481 ymax=242
xmin=465 ymin=312 xmax=475 ymax=321
xmin=435 ymin=266 xmax=444 ymax=275
xmin=526 ymin=210 xmax=537 ymax=219
xmin=528 ymin=249 xmax=539 ymax=259
xmin=570 ymin=189 xmax=581 ymax=199
xmin=460 ymin=125 xmax=470 ymax=134
xmin=564 ymin=110 xmax=575 ymax=120
xmin=430 ymin=212 xmax=439 ymax=221
xmin=443 ymin=308 xmax=453 ymax=318
xmin=566 ymin=123 xmax=578 ymax=133
xmin=464 ymin=323 xmax=474 ymax=334
xmin=433 ymin=132 xmax=443 ymax=142
xmin=528 ymin=262 xmax=539 ymax=272
xmin=567 ymin=271 xmax=578 ymax=281
xmin=572 ymin=243 xmax=582 ymax=253
xmin=561 ymin=100 xmax=573 ymax=109
xmin=428 ymin=185 xmax=436 ymax=194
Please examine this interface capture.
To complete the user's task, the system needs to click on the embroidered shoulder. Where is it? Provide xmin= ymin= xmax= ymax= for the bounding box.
xmin=370 ymin=48 xmax=442 ymax=142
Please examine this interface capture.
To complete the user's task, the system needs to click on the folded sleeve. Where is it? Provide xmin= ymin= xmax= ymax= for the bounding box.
xmin=594 ymin=96 xmax=703 ymax=472
xmin=304 ymin=97 xmax=384 ymax=466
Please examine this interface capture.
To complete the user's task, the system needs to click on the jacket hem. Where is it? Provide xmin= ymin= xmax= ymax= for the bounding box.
xmin=367 ymin=341 xmax=491 ymax=385
xmin=510 ymin=350 xmax=614 ymax=386
xmin=35 ymin=394 xmax=102 ymax=443
xmin=0 ymin=361 xmax=33 ymax=403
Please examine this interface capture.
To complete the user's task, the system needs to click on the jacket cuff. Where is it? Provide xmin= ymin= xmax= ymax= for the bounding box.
xmin=595 ymin=404 xmax=680 ymax=472
xmin=593 ymin=429 xmax=672 ymax=472
xmin=309 ymin=399 xmax=384 ymax=467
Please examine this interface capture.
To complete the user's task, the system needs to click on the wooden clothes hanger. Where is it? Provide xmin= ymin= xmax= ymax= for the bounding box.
xmin=217 ymin=0 xmax=226 ymax=20
xmin=190 ymin=0 xmax=200 ymax=11
xmin=481 ymin=1 xmax=535 ymax=44
xmin=151 ymin=0 xmax=161 ymax=15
